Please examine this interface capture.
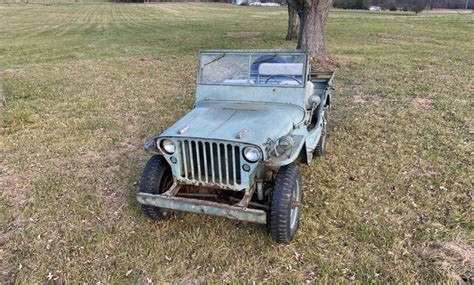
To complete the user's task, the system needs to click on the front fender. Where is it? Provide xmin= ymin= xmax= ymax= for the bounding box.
xmin=144 ymin=137 xmax=162 ymax=155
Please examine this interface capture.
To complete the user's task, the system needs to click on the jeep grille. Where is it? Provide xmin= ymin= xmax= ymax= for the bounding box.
xmin=177 ymin=139 xmax=242 ymax=187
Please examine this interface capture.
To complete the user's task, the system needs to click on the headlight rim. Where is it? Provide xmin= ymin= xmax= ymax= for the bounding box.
xmin=159 ymin=138 xmax=176 ymax=154
xmin=242 ymin=146 xmax=261 ymax=163
xmin=275 ymin=135 xmax=294 ymax=156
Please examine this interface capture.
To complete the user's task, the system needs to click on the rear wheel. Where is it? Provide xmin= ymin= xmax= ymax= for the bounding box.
xmin=314 ymin=108 xmax=328 ymax=157
xmin=139 ymin=155 xmax=174 ymax=220
xmin=269 ymin=164 xmax=303 ymax=243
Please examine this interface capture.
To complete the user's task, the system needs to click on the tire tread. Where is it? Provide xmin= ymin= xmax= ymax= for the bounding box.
xmin=269 ymin=164 xmax=302 ymax=243
xmin=139 ymin=155 xmax=171 ymax=220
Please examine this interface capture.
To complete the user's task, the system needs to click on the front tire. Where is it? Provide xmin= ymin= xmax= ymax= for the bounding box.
xmin=139 ymin=155 xmax=174 ymax=220
xmin=269 ymin=164 xmax=303 ymax=243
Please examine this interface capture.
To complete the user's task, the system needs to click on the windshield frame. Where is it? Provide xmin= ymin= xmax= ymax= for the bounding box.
xmin=197 ymin=50 xmax=309 ymax=88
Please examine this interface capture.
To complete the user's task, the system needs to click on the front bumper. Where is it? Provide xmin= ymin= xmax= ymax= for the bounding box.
xmin=137 ymin=192 xmax=267 ymax=224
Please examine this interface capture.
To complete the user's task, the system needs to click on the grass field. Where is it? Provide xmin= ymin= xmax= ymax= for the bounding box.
xmin=1 ymin=3 xmax=473 ymax=283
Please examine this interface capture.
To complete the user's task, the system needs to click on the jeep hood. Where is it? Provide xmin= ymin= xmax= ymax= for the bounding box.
xmin=159 ymin=101 xmax=305 ymax=147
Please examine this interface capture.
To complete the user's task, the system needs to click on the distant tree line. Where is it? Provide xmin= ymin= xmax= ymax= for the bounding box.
xmin=333 ymin=0 xmax=472 ymax=10
xmin=112 ymin=0 xmax=286 ymax=3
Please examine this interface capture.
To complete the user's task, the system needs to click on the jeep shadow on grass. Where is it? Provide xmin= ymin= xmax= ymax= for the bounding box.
xmin=137 ymin=50 xmax=335 ymax=243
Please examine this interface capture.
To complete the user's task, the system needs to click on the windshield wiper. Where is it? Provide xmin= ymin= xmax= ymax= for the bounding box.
xmin=252 ymin=53 xmax=278 ymax=64
xmin=203 ymin=53 xmax=226 ymax=66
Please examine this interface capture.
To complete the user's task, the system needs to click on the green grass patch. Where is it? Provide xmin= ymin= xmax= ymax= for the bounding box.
xmin=1 ymin=3 xmax=473 ymax=283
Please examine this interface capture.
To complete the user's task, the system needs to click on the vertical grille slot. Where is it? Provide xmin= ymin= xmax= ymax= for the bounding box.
xmin=220 ymin=143 xmax=227 ymax=184
xmin=234 ymin=145 xmax=241 ymax=184
xmin=177 ymin=139 xmax=242 ymax=186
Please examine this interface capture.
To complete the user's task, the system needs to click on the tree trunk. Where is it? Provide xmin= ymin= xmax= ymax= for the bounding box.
xmin=285 ymin=5 xmax=299 ymax=41
xmin=300 ymin=0 xmax=331 ymax=62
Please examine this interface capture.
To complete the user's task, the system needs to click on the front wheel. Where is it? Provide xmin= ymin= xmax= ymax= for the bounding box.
xmin=269 ymin=164 xmax=303 ymax=243
xmin=139 ymin=155 xmax=174 ymax=220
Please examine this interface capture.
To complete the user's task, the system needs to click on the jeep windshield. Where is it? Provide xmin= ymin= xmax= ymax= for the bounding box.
xmin=199 ymin=51 xmax=307 ymax=87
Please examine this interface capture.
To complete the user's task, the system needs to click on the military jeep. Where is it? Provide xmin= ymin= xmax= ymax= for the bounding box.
xmin=137 ymin=50 xmax=334 ymax=243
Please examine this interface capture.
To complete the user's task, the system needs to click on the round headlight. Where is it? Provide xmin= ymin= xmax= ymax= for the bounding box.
xmin=160 ymin=139 xmax=175 ymax=154
xmin=275 ymin=135 xmax=294 ymax=156
xmin=243 ymin=146 xmax=261 ymax=163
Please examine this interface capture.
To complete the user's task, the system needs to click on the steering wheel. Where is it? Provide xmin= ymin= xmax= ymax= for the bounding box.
xmin=264 ymin=75 xmax=301 ymax=85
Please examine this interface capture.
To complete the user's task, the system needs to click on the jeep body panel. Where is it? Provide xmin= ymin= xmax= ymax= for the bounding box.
xmin=159 ymin=101 xmax=305 ymax=155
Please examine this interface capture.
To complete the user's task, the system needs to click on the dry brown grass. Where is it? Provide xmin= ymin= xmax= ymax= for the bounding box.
xmin=420 ymin=241 xmax=474 ymax=283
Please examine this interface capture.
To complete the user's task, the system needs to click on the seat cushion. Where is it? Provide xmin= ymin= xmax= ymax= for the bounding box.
xmin=223 ymin=79 xmax=255 ymax=84
xmin=258 ymin=63 xmax=304 ymax=76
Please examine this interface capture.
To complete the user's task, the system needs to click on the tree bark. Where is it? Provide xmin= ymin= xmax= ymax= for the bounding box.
xmin=285 ymin=5 xmax=299 ymax=41
xmin=287 ymin=0 xmax=331 ymax=63
xmin=300 ymin=0 xmax=331 ymax=62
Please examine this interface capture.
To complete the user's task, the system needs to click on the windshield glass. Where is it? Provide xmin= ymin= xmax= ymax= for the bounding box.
xmin=199 ymin=52 xmax=307 ymax=86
